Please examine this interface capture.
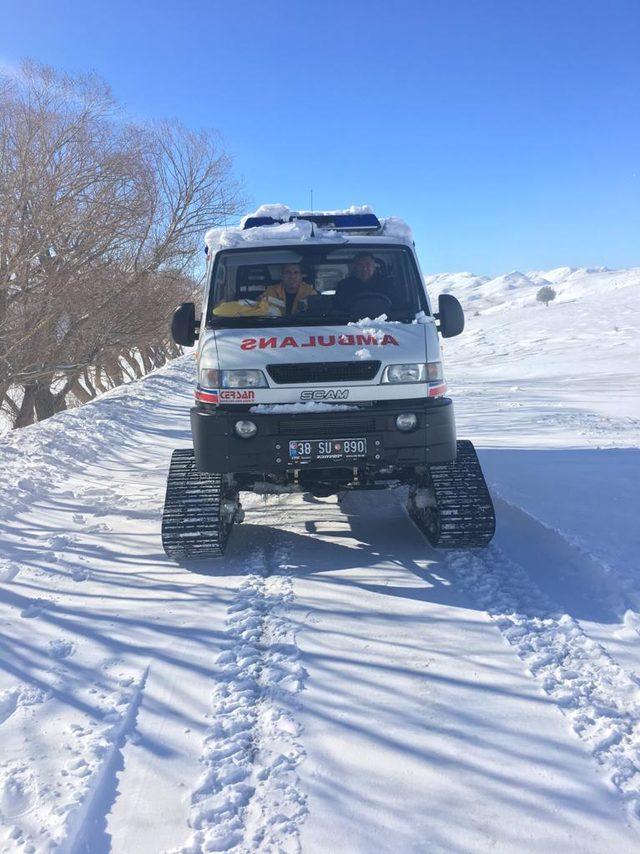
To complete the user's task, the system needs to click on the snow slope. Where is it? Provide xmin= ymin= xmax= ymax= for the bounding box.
xmin=0 ymin=267 xmax=639 ymax=852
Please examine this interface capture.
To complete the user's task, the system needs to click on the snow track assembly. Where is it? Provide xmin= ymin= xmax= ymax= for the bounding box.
xmin=163 ymin=205 xmax=496 ymax=558
xmin=407 ymin=440 xmax=495 ymax=548
xmin=161 ymin=449 xmax=243 ymax=559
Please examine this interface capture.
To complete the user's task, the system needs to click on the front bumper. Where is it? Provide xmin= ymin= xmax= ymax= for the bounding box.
xmin=191 ymin=398 xmax=456 ymax=474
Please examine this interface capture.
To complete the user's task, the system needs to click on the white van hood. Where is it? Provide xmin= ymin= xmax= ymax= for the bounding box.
xmin=215 ymin=322 xmax=425 ymax=365
xmin=198 ymin=322 xmax=433 ymax=405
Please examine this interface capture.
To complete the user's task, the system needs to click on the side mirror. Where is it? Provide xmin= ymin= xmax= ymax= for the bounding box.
xmin=437 ymin=294 xmax=464 ymax=338
xmin=171 ymin=302 xmax=199 ymax=347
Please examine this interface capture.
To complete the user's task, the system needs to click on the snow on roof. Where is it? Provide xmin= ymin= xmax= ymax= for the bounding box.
xmin=240 ymin=203 xmax=293 ymax=226
xmin=205 ymin=220 xmax=314 ymax=253
xmin=380 ymin=216 xmax=413 ymax=242
xmin=205 ymin=204 xmax=414 ymax=253
xmin=294 ymin=204 xmax=375 ymax=217
xmin=240 ymin=204 xmax=375 ymax=225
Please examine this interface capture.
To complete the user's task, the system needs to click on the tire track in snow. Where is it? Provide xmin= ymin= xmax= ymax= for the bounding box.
xmin=243 ymin=550 xmax=307 ymax=853
xmin=1 ymin=666 xmax=150 ymax=851
xmin=177 ymin=546 xmax=307 ymax=853
xmin=57 ymin=666 xmax=149 ymax=854
xmin=449 ymin=545 xmax=640 ymax=818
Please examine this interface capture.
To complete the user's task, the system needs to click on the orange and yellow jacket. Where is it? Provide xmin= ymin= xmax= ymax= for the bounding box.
xmin=260 ymin=282 xmax=317 ymax=315
xmin=212 ymin=281 xmax=316 ymax=317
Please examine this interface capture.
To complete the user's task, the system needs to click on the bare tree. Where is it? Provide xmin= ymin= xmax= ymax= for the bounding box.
xmin=0 ymin=60 xmax=244 ymax=428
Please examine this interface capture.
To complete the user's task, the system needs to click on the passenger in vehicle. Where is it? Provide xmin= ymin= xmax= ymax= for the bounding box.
xmin=212 ymin=263 xmax=316 ymax=318
xmin=261 ymin=263 xmax=317 ymax=315
xmin=333 ymin=253 xmax=395 ymax=312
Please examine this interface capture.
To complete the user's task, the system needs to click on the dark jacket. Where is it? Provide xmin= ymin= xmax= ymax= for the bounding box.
xmin=333 ymin=275 xmax=395 ymax=312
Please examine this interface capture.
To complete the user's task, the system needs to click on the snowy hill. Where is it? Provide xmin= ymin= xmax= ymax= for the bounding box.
xmin=0 ymin=267 xmax=639 ymax=852
xmin=434 ymin=265 xmax=640 ymax=437
xmin=426 ymin=264 xmax=640 ymax=313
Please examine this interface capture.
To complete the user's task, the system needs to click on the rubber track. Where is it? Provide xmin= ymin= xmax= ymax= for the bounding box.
xmin=161 ymin=448 xmax=231 ymax=559
xmin=410 ymin=440 xmax=496 ymax=548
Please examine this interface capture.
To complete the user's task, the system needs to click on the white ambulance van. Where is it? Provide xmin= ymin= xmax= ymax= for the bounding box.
xmin=163 ymin=206 xmax=495 ymax=559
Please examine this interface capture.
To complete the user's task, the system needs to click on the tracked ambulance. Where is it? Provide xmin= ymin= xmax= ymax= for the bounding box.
xmin=163 ymin=205 xmax=495 ymax=559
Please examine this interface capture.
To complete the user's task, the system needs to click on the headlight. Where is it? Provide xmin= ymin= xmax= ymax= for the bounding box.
xmin=222 ymin=370 xmax=267 ymax=389
xmin=396 ymin=413 xmax=418 ymax=432
xmin=234 ymin=420 xmax=258 ymax=438
xmin=198 ymin=368 xmax=267 ymax=388
xmin=382 ymin=363 xmax=427 ymax=384
xmin=381 ymin=362 xmax=443 ymax=384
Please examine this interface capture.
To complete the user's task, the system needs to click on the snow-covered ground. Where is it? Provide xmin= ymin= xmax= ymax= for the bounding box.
xmin=0 ymin=267 xmax=639 ymax=852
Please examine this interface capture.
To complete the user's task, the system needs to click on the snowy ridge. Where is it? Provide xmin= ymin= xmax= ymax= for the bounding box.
xmin=450 ymin=545 xmax=640 ymax=817
xmin=0 ymin=358 xmax=195 ymax=522
xmin=179 ymin=549 xmax=307 ymax=853
xmin=426 ymin=265 xmax=640 ymax=313
xmin=442 ymin=264 xmax=640 ymax=447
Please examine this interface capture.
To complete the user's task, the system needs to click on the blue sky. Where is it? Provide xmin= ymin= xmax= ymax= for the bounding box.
xmin=2 ymin=0 xmax=639 ymax=274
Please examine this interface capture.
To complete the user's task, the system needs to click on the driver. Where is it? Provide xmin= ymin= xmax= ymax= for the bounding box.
xmin=333 ymin=252 xmax=394 ymax=313
xmin=261 ymin=263 xmax=317 ymax=315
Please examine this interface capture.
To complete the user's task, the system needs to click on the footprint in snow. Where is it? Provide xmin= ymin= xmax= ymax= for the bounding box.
xmin=49 ymin=640 xmax=76 ymax=660
xmin=0 ymin=763 xmax=38 ymax=819
xmin=46 ymin=534 xmax=73 ymax=550
xmin=0 ymin=686 xmax=49 ymax=726
xmin=17 ymin=686 xmax=49 ymax=707
xmin=0 ymin=561 xmax=20 ymax=583
xmin=64 ymin=757 xmax=91 ymax=777
xmin=87 ymin=522 xmax=112 ymax=533
xmin=72 ymin=567 xmax=90 ymax=582
xmin=20 ymin=601 xmax=47 ymax=619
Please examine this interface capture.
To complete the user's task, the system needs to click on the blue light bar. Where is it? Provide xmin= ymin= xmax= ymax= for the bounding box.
xmin=242 ymin=212 xmax=381 ymax=231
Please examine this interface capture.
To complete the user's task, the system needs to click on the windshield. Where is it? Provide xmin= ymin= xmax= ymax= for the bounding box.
xmin=207 ymin=245 xmax=427 ymax=327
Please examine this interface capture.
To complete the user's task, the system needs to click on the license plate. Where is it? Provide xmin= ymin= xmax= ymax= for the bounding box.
xmin=288 ymin=438 xmax=368 ymax=463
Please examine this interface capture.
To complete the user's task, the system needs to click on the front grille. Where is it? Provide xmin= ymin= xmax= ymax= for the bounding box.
xmin=267 ymin=361 xmax=381 ymax=384
xmin=277 ymin=414 xmax=376 ymax=436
